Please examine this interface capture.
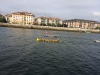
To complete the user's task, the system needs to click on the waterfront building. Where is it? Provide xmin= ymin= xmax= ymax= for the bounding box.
xmin=5 ymin=12 xmax=35 ymax=25
xmin=63 ymin=19 xmax=100 ymax=29
xmin=97 ymin=22 xmax=100 ymax=27
xmin=5 ymin=14 xmax=12 ymax=23
xmin=35 ymin=16 xmax=62 ymax=26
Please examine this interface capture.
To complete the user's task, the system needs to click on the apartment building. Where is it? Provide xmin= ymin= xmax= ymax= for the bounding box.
xmin=5 ymin=12 xmax=35 ymax=25
xmin=63 ymin=19 xmax=100 ymax=29
xmin=35 ymin=16 xmax=62 ymax=26
xmin=5 ymin=14 xmax=12 ymax=23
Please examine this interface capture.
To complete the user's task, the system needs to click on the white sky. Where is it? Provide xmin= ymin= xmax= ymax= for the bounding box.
xmin=0 ymin=0 xmax=100 ymax=21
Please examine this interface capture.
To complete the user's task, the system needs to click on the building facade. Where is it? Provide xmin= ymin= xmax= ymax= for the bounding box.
xmin=63 ymin=19 xmax=100 ymax=29
xmin=5 ymin=14 xmax=12 ymax=23
xmin=5 ymin=12 xmax=35 ymax=25
xmin=35 ymin=16 xmax=62 ymax=26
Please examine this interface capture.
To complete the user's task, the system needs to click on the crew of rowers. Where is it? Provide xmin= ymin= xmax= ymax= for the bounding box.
xmin=44 ymin=35 xmax=58 ymax=38
xmin=37 ymin=38 xmax=61 ymax=42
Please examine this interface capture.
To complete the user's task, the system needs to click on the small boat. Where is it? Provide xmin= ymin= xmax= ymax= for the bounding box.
xmin=53 ymin=35 xmax=58 ymax=38
xmin=84 ymin=31 xmax=91 ymax=33
xmin=36 ymin=38 xmax=61 ymax=43
xmin=86 ymin=31 xmax=91 ymax=33
xmin=94 ymin=40 xmax=100 ymax=43
xmin=44 ymin=35 xmax=49 ymax=37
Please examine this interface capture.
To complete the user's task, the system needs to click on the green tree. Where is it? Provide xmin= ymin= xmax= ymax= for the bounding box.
xmin=95 ymin=26 xmax=100 ymax=30
xmin=57 ymin=23 xmax=62 ymax=27
xmin=47 ymin=22 xmax=51 ymax=26
xmin=52 ymin=23 xmax=56 ymax=27
xmin=0 ymin=17 xmax=7 ymax=23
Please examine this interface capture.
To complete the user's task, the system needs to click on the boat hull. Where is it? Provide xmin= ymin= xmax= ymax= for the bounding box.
xmin=36 ymin=38 xmax=61 ymax=43
xmin=94 ymin=40 xmax=100 ymax=43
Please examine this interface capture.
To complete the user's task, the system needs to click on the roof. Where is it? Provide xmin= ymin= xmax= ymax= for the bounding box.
xmin=5 ymin=14 xmax=12 ymax=17
xmin=12 ymin=12 xmax=35 ymax=17
xmin=38 ymin=16 xmax=62 ymax=21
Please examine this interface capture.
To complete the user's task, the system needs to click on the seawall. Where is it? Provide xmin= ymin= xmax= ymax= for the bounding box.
xmin=0 ymin=23 xmax=100 ymax=33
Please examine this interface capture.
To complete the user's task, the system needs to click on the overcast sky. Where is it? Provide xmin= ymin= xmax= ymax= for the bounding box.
xmin=0 ymin=0 xmax=100 ymax=21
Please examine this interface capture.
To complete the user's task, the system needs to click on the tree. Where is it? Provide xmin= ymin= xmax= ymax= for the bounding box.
xmin=47 ymin=22 xmax=51 ymax=26
xmin=0 ymin=16 xmax=7 ymax=23
xmin=52 ymin=23 xmax=56 ymax=27
xmin=57 ymin=23 xmax=62 ymax=27
xmin=95 ymin=26 xmax=100 ymax=30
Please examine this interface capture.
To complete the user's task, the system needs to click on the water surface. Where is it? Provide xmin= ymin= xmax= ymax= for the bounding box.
xmin=0 ymin=27 xmax=100 ymax=75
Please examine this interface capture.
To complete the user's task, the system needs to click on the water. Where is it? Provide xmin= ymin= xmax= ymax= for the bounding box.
xmin=0 ymin=27 xmax=100 ymax=75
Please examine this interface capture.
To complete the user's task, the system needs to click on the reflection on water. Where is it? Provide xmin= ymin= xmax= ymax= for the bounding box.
xmin=0 ymin=27 xmax=100 ymax=75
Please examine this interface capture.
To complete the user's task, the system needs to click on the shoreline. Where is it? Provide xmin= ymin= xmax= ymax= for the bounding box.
xmin=0 ymin=23 xmax=100 ymax=33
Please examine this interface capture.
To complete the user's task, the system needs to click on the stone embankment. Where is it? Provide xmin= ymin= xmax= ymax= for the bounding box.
xmin=0 ymin=23 xmax=100 ymax=33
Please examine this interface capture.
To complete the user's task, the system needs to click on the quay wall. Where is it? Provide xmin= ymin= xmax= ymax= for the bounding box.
xmin=0 ymin=23 xmax=100 ymax=33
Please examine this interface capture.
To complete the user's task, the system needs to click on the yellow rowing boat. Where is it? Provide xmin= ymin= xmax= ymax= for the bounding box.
xmin=36 ymin=38 xmax=61 ymax=43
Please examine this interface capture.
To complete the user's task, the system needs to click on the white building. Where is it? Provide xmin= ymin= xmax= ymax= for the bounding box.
xmin=5 ymin=12 xmax=35 ymax=25
xmin=36 ymin=16 xmax=62 ymax=26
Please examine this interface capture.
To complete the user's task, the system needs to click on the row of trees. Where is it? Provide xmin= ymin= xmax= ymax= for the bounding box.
xmin=40 ymin=23 xmax=67 ymax=27
xmin=46 ymin=23 xmax=62 ymax=27
xmin=39 ymin=23 xmax=68 ymax=27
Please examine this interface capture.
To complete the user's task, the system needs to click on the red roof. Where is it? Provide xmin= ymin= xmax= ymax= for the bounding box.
xmin=12 ymin=12 xmax=35 ymax=17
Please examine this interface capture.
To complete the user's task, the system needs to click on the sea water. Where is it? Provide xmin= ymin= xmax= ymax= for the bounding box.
xmin=0 ymin=27 xmax=100 ymax=75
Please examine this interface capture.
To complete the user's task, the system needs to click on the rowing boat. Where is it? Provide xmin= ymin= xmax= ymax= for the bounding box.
xmin=36 ymin=38 xmax=61 ymax=43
